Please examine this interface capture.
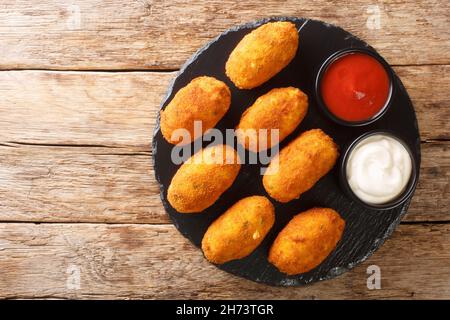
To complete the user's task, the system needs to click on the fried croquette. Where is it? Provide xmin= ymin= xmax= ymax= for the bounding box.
xmin=202 ymin=196 xmax=275 ymax=264
xmin=263 ymin=129 xmax=339 ymax=203
xmin=160 ymin=76 xmax=231 ymax=145
xmin=268 ymin=207 xmax=345 ymax=275
xmin=167 ymin=144 xmax=241 ymax=213
xmin=225 ymin=21 xmax=299 ymax=89
xmin=236 ymin=87 xmax=308 ymax=152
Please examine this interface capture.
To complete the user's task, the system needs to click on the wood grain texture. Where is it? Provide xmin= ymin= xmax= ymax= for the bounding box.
xmin=0 ymin=1 xmax=449 ymax=70
xmin=395 ymin=65 xmax=450 ymax=141
xmin=0 ymin=0 xmax=448 ymax=300
xmin=0 ymin=223 xmax=448 ymax=299
xmin=0 ymin=66 xmax=448 ymax=148
xmin=0 ymin=71 xmax=168 ymax=148
xmin=0 ymin=142 xmax=448 ymax=224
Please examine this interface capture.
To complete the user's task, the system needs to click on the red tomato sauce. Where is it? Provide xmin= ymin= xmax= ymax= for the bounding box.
xmin=320 ymin=52 xmax=391 ymax=122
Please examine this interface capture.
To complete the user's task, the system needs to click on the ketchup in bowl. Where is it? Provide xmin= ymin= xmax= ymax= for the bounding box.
xmin=316 ymin=49 xmax=392 ymax=126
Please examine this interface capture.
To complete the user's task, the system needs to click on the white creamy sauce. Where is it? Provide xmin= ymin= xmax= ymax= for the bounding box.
xmin=346 ymin=134 xmax=412 ymax=204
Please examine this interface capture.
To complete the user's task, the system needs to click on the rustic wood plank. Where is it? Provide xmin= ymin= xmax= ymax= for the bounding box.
xmin=0 ymin=142 xmax=448 ymax=223
xmin=0 ymin=71 xmax=167 ymax=148
xmin=0 ymin=66 xmax=448 ymax=148
xmin=0 ymin=145 xmax=164 ymax=224
xmin=0 ymin=1 xmax=448 ymax=69
xmin=395 ymin=65 xmax=450 ymax=141
xmin=0 ymin=223 xmax=448 ymax=299
xmin=410 ymin=142 xmax=450 ymax=222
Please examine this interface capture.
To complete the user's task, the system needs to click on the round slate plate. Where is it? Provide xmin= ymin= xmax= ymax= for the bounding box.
xmin=152 ymin=17 xmax=421 ymax=286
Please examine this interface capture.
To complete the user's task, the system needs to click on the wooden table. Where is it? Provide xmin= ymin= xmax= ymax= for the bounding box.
xmin=0 ymin=1 xmax=449 ymax=299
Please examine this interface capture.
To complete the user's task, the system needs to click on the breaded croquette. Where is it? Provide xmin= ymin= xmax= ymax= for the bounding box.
xmin=167 ymin=144 xmax=240 ymax=213
xmin=263 ymin=129 xmax=339 ymax=203
xmin=202 ymin=196 xmax=275 ymax=264
xmin=269 ymin=207 xmax=345 ymax=275
xmin=226 ymin=21 xmax=299 ymax=89
xmin=160 ymin=76 xmax=231 ymax=145
xmin=236 ymin=87 xmax=308 ymax=152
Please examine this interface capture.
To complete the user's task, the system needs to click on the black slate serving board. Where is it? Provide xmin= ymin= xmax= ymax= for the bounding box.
xmin=152 ymin=17 xmax=421 ymax=286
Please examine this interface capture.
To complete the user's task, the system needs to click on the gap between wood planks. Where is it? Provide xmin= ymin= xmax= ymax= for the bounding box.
xmin=0 ymin=68 xmax=179 ymax=73
xmin=0 ymin=141 xmax=151 ymax=155
xmin=1 ymin=138 xmax=448 ymax=150
xmin=0 ymin=63 xmax=448 ymax=73
xmin=0 ymin=220 xmax=448 ymax=225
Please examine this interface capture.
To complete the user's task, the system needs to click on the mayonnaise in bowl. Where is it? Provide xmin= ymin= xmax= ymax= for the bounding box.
xmin=345 ymin=134 xmax=413 ymax=205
